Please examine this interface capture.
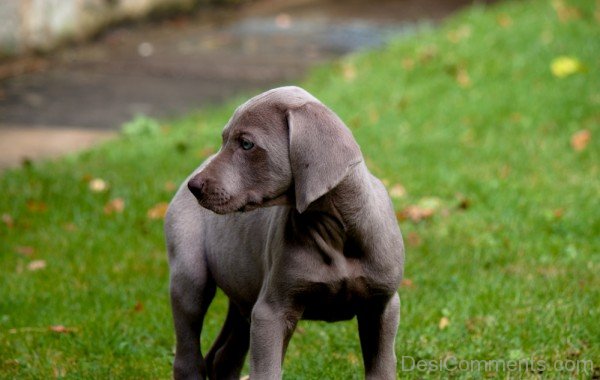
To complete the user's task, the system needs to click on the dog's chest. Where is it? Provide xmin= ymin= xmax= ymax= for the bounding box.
xmin=286 ymin=210 xmax=396 ymax=321
xmin=297 ymin=272 xmax=371 ymax=321
xmin=292 ymin=242 xmax=387 ymax=322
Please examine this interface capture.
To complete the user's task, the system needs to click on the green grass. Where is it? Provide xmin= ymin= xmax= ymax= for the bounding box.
xmin=1 ymin=0 xmax=599 ymax=378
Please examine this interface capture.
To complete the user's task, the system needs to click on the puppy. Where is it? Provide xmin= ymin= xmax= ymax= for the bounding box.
xmin=165 ymin=86 xmax=404 ymax=379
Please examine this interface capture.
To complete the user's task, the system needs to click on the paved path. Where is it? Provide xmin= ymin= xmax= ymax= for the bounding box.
xmin=0 ymin=0 xmax=493 ymax=170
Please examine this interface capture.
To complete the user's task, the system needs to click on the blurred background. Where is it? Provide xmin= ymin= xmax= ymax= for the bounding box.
xmin=1 ymin=1 xmax=598 ymax=378
xmin=0 ymin=0 xmax=493 ymax=169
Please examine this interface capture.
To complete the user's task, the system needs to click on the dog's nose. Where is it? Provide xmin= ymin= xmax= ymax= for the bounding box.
xmin=187 ymin=176 xmax=206 ymax=200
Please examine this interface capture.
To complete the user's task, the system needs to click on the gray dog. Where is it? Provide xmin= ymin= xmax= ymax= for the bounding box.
xmin=165 ymin=86 xmax=404 ymax=379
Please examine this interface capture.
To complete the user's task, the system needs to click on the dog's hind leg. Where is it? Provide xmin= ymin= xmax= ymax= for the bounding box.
xmin=205 ymin=301 xmax=250 ymax=380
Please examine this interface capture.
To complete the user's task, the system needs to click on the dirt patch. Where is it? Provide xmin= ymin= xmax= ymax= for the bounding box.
xmin=0 ymin=127 xmax=116 ymax=170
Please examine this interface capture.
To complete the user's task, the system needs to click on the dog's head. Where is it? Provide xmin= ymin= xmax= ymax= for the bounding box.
xmin=188 ymin=86 xmax=362 ymax=214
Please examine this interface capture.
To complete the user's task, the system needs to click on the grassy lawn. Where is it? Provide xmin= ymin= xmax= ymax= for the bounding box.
xmin=1 ymin=0 xmax=598 ymax=378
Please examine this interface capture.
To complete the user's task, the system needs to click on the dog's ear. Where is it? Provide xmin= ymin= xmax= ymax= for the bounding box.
xmin=287 ymin=102 xmax=362 ymax=213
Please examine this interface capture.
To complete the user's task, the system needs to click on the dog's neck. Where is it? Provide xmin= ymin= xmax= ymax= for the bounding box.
xmin=291 ymin=162 xmax=403 ymax=288
xmin=307 ymin=162 xmax=397 ymax=251
xmin=326 ymin=162 xmax=379 ymax=229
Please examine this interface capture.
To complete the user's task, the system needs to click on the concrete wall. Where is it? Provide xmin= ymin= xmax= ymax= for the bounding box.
xmin=0 ymin=0 xmax=195 ymax=56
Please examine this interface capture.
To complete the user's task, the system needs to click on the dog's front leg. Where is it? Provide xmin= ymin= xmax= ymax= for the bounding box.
xmin=249 ymin=299 xmax=299 ymax=379
xmin=357 ymin=292 xmax=400 ymax=380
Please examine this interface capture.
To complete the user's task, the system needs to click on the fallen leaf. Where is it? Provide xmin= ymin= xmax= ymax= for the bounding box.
xmin=551 ymin=56 xmax=583 ymax=78
xmin=570 ymin=129 xmax=591 ymax=151
xmin=496 ymin=14 xmax=513 ymax=28
xmin=164 ymin=181 xmax=177 ymax=192
xmin=134 ymin=301 xmax=144 ymax=312
xmin=49 ymin=325 xmax=77 ymax=334
xmin=456 ymin=68 xmax=471 ymax=88
xmin=347 ymin=352 xmax=360 ymax=365
xmin=389 ymin=184 xmax=407 ymax=199
xmin=26 ymin=200 xmax=47 ymax=213
xmin=63 ymin=223 xmax=78 ymax=232
xmin=397 ymin=205 xmax=435 ymax=222
xmin=406 ymin=232 xmax=421 ymax=247
xmin=552 ymin=0 xmax=581 ymax=22
xmin=439 ymin=316 xmax=450 ymax=330
xmin=15 ymin=246 xmax=35 ymax=256
xmin=27 ymin=260 xmax=46 ymax=271
xmin=104 ymin=198 xmax=125 ymax=215
xmin=455 ymin=194 xmax=471 ymax=210
xmin=419 ymin=197 xmax=443 ymax=211
xmin=401 ymin=58 xmax=414 ymax=71
xmin=89 ymin=178 xmax=108 ymax=193
xmin=2 ymin=213 xmax=14 ymax=228
xmin=401 ymin=278 xmax=415 ymax=288
xmin=397 ymin=197 xmax=442 ymax=222
xmin=446 ymin=25 xmax=471 ymax=44
xmin=419 ymin=45 xmax=438 ymax=62
xmin=342 ymin=62 xmax=357 ymax=82
xmin=53 ymin=366 xmax=66 ymax=378
xmin=147 ymin=202 xmax=169 ymax=220
xmin=368 ymin=108 xmax=379 ymax=124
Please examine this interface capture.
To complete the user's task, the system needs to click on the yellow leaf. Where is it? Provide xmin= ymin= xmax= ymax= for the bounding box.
xmin=389 ymin=184 xmax=407 ymax=198
xmin=347 ymin=352 xmax=360 ymax=365
xmin=368 ymin=107 xmax=379 ymax=124
xmin=439 ymin=316 xmax=450 ymax=330
xmin=551 ymin=56 xmax=582 ymax=78
xmin=342 ymin=62 xmax=357 ymax=82
xmin=27 ymin=260 xmax=46 ymax=271
xmin=456 ymin=68 xmax=471 ymax=88
xmin=89 ymin=178 xmax=108 ymax=193
xmin=147 ymin=202 xmax=169 ymax=220
xmin=447 ymin=25 xmax=471 ymax=44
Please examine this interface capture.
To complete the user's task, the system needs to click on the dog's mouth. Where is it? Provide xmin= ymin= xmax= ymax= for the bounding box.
xmin=198 ymin=194 xmax=264 ymax=214
xmin=236 ymin=191 xmax=293 ymax=213
xmin=195 ymin=188 xmax=292 ymax=214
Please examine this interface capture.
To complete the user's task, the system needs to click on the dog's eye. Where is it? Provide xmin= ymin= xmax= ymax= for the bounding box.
xmin=241 ymin=139 xmax=254 ymax=151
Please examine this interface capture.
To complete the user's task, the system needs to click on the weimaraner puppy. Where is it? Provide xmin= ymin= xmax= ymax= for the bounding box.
xmin=165 ymin=86 xmax=404 ymax=379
